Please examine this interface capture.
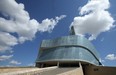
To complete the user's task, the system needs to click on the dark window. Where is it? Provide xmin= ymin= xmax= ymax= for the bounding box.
xmin=59 ymin=63 xmax=79 ymax=67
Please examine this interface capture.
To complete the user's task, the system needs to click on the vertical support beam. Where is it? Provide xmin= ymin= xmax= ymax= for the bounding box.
xmin=79 ymin=62 xmax=84 ymax=75
xmin=57 ymin=62 xmax=59 ymax=67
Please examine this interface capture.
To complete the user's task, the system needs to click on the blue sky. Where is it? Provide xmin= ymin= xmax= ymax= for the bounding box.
xmin=0 ymin=0 xmax=116 ymax=67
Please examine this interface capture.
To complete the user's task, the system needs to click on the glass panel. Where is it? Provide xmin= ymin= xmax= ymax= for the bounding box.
xmin=37 ymin=47 xmax=99 ymax=65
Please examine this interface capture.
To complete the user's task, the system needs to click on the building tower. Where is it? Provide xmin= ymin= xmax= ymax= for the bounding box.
xmin=36 ymin=26 xmax=101 ymax=68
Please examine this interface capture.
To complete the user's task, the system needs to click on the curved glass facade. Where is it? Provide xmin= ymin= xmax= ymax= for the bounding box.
xmin=36 ymin=35 xmax=101 ymax=66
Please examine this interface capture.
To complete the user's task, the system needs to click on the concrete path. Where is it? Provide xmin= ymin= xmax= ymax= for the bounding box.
xmin=38 ymin=67 xmax=83 ymax=75
xmin=0 ymin=65 xmax=84 ymax=75
xmin=0 ymin=67 xmax=57 ymax=75
xmin=37 ymin=62 xmax=84 ymax=75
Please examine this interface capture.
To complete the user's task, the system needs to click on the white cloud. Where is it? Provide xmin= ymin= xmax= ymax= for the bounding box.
xmin=99 ymin=58 xmax=105 ymax=63
xmin=27 ymin=63 xmax=35 ymax=66
xmin=0 ymin=65 xmax=15 ymax=67
xmin=38 ymin=15 xmax=66 ymax=32
xmin=71 ymin=0 xmax=115 ymax=40
xmin=105 ymin=54 xmax=116 ymax=60
xmin=101 ymin=37 xmax=104 ymax=42
xmin=0 ymin=55 xmax=13 ymax=61
xmin=0 ymin=0 xmax=66 ymax=52
xmin=0 ymin=50 xmax=14 ymax=54
xmin=0 ymin=32 xmax=18 ymax=52
xmin=10 ymin=60 xmax=21 ymax=65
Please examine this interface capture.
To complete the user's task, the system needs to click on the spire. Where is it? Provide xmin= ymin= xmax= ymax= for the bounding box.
xmin=70 ymin=26 xmax=75 ymax=35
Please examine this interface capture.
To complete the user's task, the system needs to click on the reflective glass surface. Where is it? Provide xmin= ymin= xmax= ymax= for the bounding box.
xmin=36 ymin=35 xmax=100 ymax=65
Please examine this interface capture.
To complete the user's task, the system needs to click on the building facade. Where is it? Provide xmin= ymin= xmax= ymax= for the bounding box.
xmin=35 ymin=26 xmax=116 ymax=75
xmin=36 ymin=27 xmax=101 ymax=67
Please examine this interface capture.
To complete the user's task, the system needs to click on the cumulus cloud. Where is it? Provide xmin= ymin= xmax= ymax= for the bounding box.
xmin=9 ymin=60 xmax=21 ymax=65
xmin=105 ymin=54 xmax=116 ymax=60
xmin=71 ymin=0 xmax=115 ymax=40
xmin=38 ymin=15 xmax=66 ymax=32
xmin=0 ymin=32 xmax=17 ymax=52
xmin=0 ymin=55 xmax=13 ymax=61
xmin=0 ymin=0 xmax=66 ymax=52
xmin=99 ymin=58 xmax=105 ymax=63
xmin=27 ymin=63 xmax=35 ymax=66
